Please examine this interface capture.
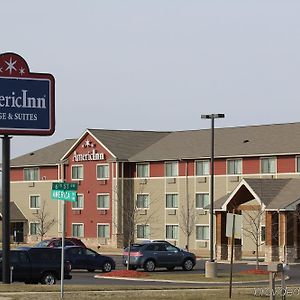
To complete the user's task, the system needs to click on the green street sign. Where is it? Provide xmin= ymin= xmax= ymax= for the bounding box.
xmin=51 ymin=190 xmax=77 ymax=202
xmin=52 ymin=182 xmax=78 ymax=191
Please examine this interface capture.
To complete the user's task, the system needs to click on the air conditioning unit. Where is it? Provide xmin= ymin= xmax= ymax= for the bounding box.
xmin=72 ymin=210 xmax=81 ymax=215
xmin=28 ymin=182 xmax=35 ymax=187
xmin=139 ymin=178 xmax=147 ymax=185
xmin=197 ymin=177 xmax=207 ymax=183
xmin=99 ymin=180 xmax=107 ymax=185
xmin=32 ymin=209 xmax=39 ymax=214
xmin=197 ymin=241 xmax=208 ymax=248
xmin=98 ymin=238 xmax=108 ymax=245
xmin=167 ymin=177 xmax=176 ymax=184
xmin=99 ymin=209 xmax=107 ymax=215
xmin=229 ymin=176 xmax=240 ymax=182
xmin=198 ymin=209 xmax=207 ymax=215
xmin=138 ymin=209 xmax=147 ymax=215
xmin=167 ymin=209 xmax=176 ymax=215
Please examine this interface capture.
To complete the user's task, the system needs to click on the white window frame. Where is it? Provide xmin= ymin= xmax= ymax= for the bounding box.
xmin=72 ymin=223 xmax=84 ymax=238
xmin=97 ymin=223 xmax=110 ymax=238
xmin=29 ymin=194 xmax=40 ymax=209
xmin=165 ymin=161 xmax=178 ymax=177
xmin=136 ymin=224 xmax=150 ymax=239
xmin=261 ymin=157 xmax=277 ymax=174
xmin=296 ymin=156 xmax=300 ymax=173
xmin=29 ymin=222 xmax=40 ymax=235
xmin=195 ymin=160 xmax=210 ymax=176
xmin=196 ymin=224 xmax=209 ymax=241
xmin=71 ymin=165 xmax=83 ymax=180
xmin=96 ymin=163 xmax=110 ymax=180
xmin=165 ymin=224 xmax=179 ymax=240
xmin=227 ymin=159 xmax=242 ymax=175
xmin=24 ymin=167 xmax=39 ymax=181
xmin=136 ymin=193 xmax=149 ymax=209
xmin=136 ymin=163 xmax=149 ymax=178
xmin=166 ymin=193 xmax=178 ymax=209
xmin=97 ymin=193 xmax=110 ymax=209
xmin=195 ymin=193 xmax=209 ymax=209
xmin=72 ymin=193 xmax=84 ymax=210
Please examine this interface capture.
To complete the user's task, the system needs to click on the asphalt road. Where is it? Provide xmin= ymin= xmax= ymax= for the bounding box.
xmin=64 ymin=255 xmax=300 ymax=287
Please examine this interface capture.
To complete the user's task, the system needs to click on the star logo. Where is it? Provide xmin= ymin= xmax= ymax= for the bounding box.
xmin=83 ymin=140 xmax=95 ymax=148
xmin=19 ymin=68 xmax=25 ymax=75
xmin=5 ymin=57 xmax=17 ymax=74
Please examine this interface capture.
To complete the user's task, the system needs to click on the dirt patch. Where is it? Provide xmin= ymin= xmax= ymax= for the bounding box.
xmin=99 ymin=270 xmax=148 ymax=278
xmin=239 ymin=269 xmax=269 ymax=275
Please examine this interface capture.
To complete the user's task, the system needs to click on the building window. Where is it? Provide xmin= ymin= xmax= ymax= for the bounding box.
xmin=29 ymin=222 xmax=40 ymax=235
xmin=195 ymin=160 xmax=210 ymax=176
xmin=227 ymin=159 xmax=242 ymax=175
xmin=97 ymin=164 xmax=109 ymax=179
xmin=72 ymin=194 xmax=84 ymax=209
xmin=297 ymin=157 xmax=300 ymax=172
xmin=97 ymin=194 xmax=110 ymax=209
xmin=261 ymin=157 xmax=276 ymax=174
xmin=196 ymin=193 xmax=209 ymax=209
xmin=196 ymin=225 xmax=209 ymax=240
xmin=72 ymin=165 xmax=83 ymax=180
xmin=97 ymin=224 xmax=110 ymax=238
xmin=30 ymin=195 xmax=40 ymax=209
xmin=166 ymin=225 xmax=178 ymax=239
xmin=165 ymin=161 xmax=178 ymax=177
xmin=137 ymin=225 xmax=149 ymax=239
xmin=136 ymin=194 xmax=149 ymax=209
xmin=72 ymin=223 xmax=84 ymax=237
xmin=166 ymin=194 xmax=178 ymax=208
xmin=137 ymin=163 xmax=149 ymax=178
xmin=261 ymin=225 xmax=266 ymax=243
xmin=24 ymin=168 xmax=39 ymax=181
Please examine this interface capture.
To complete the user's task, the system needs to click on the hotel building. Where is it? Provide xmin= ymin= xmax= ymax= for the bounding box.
xmin=8 ymin=122 xmax=300 ymax=262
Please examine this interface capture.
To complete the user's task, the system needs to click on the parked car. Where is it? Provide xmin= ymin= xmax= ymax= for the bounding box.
xmin=122 ymin=241 xmax=196 ymax=272
xmin=34 ymin=237 xmax=86 ymax=248
xmin=0 ymin=247 xmax=72 ymax=284
xmin=64 ymin=246 xmax=115 ymax=272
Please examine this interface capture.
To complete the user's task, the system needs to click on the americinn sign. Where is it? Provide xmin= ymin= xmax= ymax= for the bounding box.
xmin=72 ymin=139 xmax=105 ymax=162
xmin=0 ymin=52 xmax=55 ymax=135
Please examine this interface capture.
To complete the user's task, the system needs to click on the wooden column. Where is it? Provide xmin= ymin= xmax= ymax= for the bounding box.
xmin=216 ymin=211 xmax=228 ymax=260
xmin=265 ymin=211 xmax=279 ymax=262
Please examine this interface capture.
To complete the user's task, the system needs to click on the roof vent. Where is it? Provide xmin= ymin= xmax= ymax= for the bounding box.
xmin=243 ymin=139 xmax=250 ymax=143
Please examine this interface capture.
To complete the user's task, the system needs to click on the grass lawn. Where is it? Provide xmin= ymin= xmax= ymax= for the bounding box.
xmin=1 ymin=284 xmax=299 ymax=300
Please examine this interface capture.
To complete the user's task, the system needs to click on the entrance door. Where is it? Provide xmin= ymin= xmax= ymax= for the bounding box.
xmin=11 ymin=222 xmax=24 ymax=243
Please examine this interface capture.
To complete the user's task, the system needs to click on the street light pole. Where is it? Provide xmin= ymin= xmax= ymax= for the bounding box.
xmin=201 ymin=113 xmax=225 ymax=277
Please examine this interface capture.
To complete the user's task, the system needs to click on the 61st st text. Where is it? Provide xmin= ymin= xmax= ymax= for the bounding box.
xmin=0 ymin=112 xmax=38 ymax=121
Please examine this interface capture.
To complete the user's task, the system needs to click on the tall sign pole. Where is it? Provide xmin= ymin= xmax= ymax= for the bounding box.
xmin=0 ymin=52 xmax=55 ymax=283
xmin=1 ymin=135 xmax=10 ymax=283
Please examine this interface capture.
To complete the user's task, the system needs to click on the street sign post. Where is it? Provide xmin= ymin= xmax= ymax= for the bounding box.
xmin=51 ymin=182 xmax=77 ymax=299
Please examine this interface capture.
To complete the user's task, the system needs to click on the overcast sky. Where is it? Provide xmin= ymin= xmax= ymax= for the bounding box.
xmin=1 ymin=0 xmax=300 ymax=159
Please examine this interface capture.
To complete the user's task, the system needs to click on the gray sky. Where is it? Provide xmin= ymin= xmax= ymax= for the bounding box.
xmin=1 ymin=0 xmax=300 ymax=159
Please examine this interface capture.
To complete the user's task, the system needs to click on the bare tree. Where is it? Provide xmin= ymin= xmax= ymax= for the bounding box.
xmin=242 ymin=204 xmax=265 ymax=270
xmin=112 ymin=181 xmax=158 ymax=270
xmin=33 ymin=201 xmax=56 ymax=241
xmin=178 ymin=194 xmax=196 ymax=251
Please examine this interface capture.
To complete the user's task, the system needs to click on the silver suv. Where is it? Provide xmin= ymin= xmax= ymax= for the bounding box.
xmin=122 ymin=241 xmax=196 ymax=272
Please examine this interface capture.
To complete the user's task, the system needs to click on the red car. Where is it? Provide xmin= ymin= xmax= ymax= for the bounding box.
xmin=34 ymin=237 xmax=86 ymax=248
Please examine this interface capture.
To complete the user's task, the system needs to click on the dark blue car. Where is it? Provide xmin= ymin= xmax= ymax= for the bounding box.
xmin=64 ymin=246 xmax=115 ymax=272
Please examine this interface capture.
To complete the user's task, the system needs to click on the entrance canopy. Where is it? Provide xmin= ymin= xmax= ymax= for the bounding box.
xmin=215 ymin=178 xmax=300 ymax=212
